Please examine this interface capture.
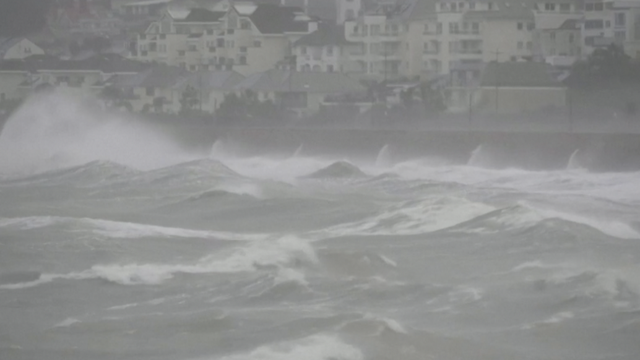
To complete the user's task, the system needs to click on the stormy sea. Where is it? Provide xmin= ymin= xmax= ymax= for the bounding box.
xmin=0 ymin=95 xmax=639 ymax=360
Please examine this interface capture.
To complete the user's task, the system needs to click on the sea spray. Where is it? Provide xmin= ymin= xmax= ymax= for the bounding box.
xmin=0 ymin=92 xmax=195 ymax=174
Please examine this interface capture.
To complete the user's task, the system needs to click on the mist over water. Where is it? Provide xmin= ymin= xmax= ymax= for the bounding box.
xmin=1 ymin=94 xmax=640 ymax=360
xmin=0 ymin=93 xmax=197 ymax=175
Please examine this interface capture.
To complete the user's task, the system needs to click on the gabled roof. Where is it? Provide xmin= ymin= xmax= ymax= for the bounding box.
xmin=174 ymin=70 xmax=245 ymax=91
xmin=293 ymin=25 xmax=351 ymax=47
xmin=480 ymin=61 xmax=564 ymax=88
xmin=249 ymin=5 xmax=311 ymax=34
xmin=0 ymin=54 xmax=148 ymax=74
xmin=558 ymin=19 xmax=580 ymax=30
xmin=174 ymin=8 xmax=226 ymax=22
xmin=235 ymin=69 xmax=366 ymax=94
xmin=464 ymin=0 xmax=535 ymax=21
xmin=0 ymin=37 xmax=28 ymax=58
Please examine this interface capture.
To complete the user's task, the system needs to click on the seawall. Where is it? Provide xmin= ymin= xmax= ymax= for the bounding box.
xmin=205 ymin=127 xmax=640 ymax=171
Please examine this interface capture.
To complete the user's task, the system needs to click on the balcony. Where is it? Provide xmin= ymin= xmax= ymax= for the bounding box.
xmin=456 ymin=49 xmax=483 ymax=55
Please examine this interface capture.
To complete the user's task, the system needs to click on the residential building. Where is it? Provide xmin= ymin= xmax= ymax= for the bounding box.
xmin=580 ymin=0 xmax=640 ymax=55
xmin=477 ymin=61 xmax=566 ymax=113
xmin=336 ymin=0 xmax=362 ymax=24
xmin=234 ymin=69 xmax=366 ymax=115
xmin=132 ymin=7 xmax=226 ymax=70
xmin=212 ymin=3 xmax=318 ymax=75
xmin=344 ymin=1 xmax=413 ymax=80
xmin=0 ymin=54 xmax=148 ymax=101
xmin=105 ymin=64 xmax=244 ymax=112
xmin=131 ymin=2 xmax=317 ymax=74
xmin=293 ymin=24 xmax=360 ymax=74
xmin=534 ymin=19 xmax=581 ymax=67
xmin=0 ymin=38 xmax=45 ymax=60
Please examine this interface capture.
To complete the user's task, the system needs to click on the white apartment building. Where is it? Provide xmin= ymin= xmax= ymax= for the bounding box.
xmin=132 ymin=2 xmax=317 ymax=75
xmin=344 ymin=2 xmax=412 ymax=80
xmin=345 ymin=0 xmax=538 ymax=82
xmin=293 ymin=25 xmax=360 ymax=73
xmin=581 ymin=0 xmax=640 ymax=55
xmin=337 ymin=0 xmax=362 ymax=24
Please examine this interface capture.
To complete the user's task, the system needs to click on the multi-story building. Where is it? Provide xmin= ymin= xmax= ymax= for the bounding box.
xmin=131 ymin=2 xmax=317 ymax=74
xmin=132 ymin=7 xmax=226 ymax=70
xmin=336 ymin=0 xmax=362 ymax=24
xmin=580 ymin=0 xmax=640 ymax=55
xmin=346 ymin=0 xmax=538 ymax=82
xmin=292 ymin=25 xmax=361 ymax=73
xmin=344 ymin=2 xmax=412 ymax=80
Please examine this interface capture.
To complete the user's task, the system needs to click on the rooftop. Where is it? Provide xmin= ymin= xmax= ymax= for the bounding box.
xmin=480 ymin=61 xmax=564 ymax=88
xmin=235 ymin=69 xmax=366 ymax=93
xmin=293 ymin=25 xmax=351 ymax=47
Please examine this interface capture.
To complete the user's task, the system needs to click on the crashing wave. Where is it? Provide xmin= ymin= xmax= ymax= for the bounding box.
xmin=304 ymin=161 xmax=367 ymax=179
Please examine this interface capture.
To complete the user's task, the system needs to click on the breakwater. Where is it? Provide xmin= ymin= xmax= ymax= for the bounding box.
xmin=202 ymin=127 xmax=640 ymax=171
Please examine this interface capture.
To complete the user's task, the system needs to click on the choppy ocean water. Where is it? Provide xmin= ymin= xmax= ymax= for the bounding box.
xmin=0 ymin=95 xmax=639 ymax=360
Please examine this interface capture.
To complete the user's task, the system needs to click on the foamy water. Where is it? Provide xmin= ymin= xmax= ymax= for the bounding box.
xmin=1 ymin=95 xmax=639 ymax=360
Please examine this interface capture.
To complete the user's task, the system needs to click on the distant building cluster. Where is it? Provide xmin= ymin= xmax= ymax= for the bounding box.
xmin=1 ymin=0 xmax=640 ymax=117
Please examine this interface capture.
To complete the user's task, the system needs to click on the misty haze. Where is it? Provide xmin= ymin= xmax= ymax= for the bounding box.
xmin=1 ymin=1 xmax=640 ymax=360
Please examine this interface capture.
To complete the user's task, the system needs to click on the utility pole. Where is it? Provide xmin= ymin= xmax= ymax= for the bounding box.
xmin=568 ymin=87 xmax=573 ymax=132
xmin=494 ymin=49 xmax=501 ymax=114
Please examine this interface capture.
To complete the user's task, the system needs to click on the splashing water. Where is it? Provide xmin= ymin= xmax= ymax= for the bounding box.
xmin=0 ymin=93 xmax=196 ymax=175
xmin=375 ymin=144 xmax=392 ymax=168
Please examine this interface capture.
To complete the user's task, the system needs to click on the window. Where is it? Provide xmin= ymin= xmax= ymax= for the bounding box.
xmin=560 ymin=3 xmax=570 ymax=11
xmin=424 ymin=24 xmax=429 ymax=34
xmin=569 ymin=33 xmax=574 ymax=43
xmin=239 ymin=56 xmax=247 ymax=65
xmin=217 ymin=38 xmax=224 ymax=47
xmin=615 ymin=31 xmax=626 ymax=40
xmin=371 ymin=25 xmax=380 ymax=35
xmin=585 ymin=36 xmax=596 ymax=46
xmin=206 ymin=29 xmax=214 ymax=35
xmin=227 ymin=29 xmax=234 ymax=35
xmin=188 ymin=44 xmax=197 ymax=51
xmin=300 ymin=46 xmax=307 ymax=55
xmin=327 ymin=46 xmax=333 ymax=56
xmin=469 ymin=2 xmax=475 ymax=10
xmin=189 ymin=65 xmax=196 ymax=71
xmin=239 ymin=46 xmax=247 ymax=53
xmin=517 ymin=41 xmax=523 ymax=50
xmin=472 ymin=22 xmax=479 ymax=34
xmin=327 ymin=65 xmax=334 ymax=72
xmin=526 ymin=41 xmax=532 ymax=50
xmin=254 ymin=40 xmax=261 ymax=47
xmin=145 ymin=87 xmax=154 ymax=96
xmin=550 ymin=32 xmax=556 ymax=40
xmin=178 ymin=50 xmax=185 ymax=56
xmin=585 ymin=20 xmax=604 ymax=29
xmin=451 ymin=3 xmax=457 ymax=11
xmin=594 ymin=3 xmax=603 ymax=11
xmin=160 ymin=34 xmax=166 ymax=39
xmin=437 ymin=22 xmax=442 ymax=34
xmin=586 ymin=3 xmax=594 ymax=11
xmin=545 ymin=3 xmax=555 ymax=11
xmin=240 ymin=19 xmax=251 ymax=29
xmin=615 ymin=13 xmax=626 ymax=27
xmin=606 ymin=20 xmax=611 ymax=28
xmin=527 ymin=23 xmax=534 ymax=31
xmin=517 ymin=22 xmax=523 ymax=30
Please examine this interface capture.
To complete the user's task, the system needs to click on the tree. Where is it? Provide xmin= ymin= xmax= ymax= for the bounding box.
xmin=567 ymin=44 xmax=640 ymax=87
xmin=153 ymin=97 xmax=165 ymax=113
xmin=179 ymin=85 xmax=200 ymax=115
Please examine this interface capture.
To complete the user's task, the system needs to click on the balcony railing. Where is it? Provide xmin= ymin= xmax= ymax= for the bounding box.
xmin=456 ymin=49 xmax=483 ymax=55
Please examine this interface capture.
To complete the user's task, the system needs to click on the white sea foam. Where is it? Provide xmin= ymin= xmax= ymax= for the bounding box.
xmin=54 ymin=317 xmax=81 ymax=328
xmin=0 ymin=216 xmax=267 ymax=241
xmin=363 ymin=313 xmax=408 ymax=334
xmin=525 ymin=204 xmax=640 ymax=239
xmin=324 ymin=196 xmax=494 ymax=236
xmin=0 ymin=236 xmax=317 ymax=288
xmin=217 ymin=334 xmax=363 ymax=360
